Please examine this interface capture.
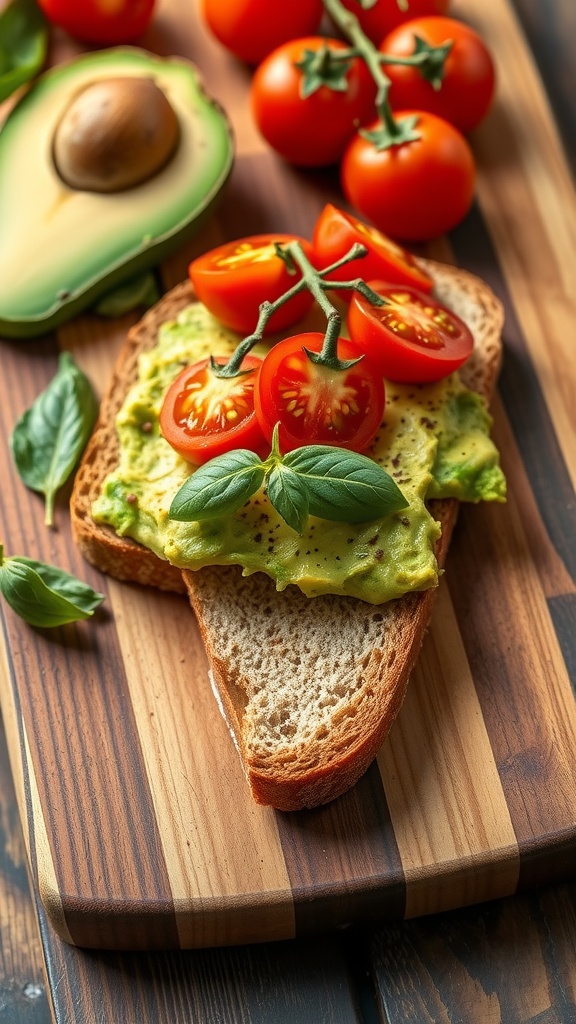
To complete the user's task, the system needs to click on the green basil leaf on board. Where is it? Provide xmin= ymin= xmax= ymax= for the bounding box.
xmin=0 ymin=0 xmax=48 ymax=103
xmin=0 ymin=553 xmax=104 ymax=628
xmin=283 ymin=445 xmax=409 ymax=522
xmin=10 ymin=352 xmax=98 ymax=526
xmin=170 ymin=450 xmax=266 ymax=522
xmin=265 ymin=464 xmax=309 ymax=533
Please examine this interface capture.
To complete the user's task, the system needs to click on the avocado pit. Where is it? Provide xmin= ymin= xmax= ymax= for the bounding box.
xmin=52 ymin=76 xmax=181 ymax=193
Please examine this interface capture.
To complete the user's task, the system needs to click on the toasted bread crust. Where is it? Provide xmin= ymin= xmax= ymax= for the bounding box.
xmin=71 ymin=264 xmax=503 ymax=810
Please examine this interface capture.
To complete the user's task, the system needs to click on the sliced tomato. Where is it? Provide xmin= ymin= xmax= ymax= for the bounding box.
xmin=347 ymin=281 xmax=474 ymax=382
xmin=254 ymin=332 xmax=385 ymax=452
xmin=189 ymin=234 xmax=315 ymax=335
xmin=159 ymin=355 xmax=266 ymax=464
xmin=312 ymin=203 xmax=433 ymax=294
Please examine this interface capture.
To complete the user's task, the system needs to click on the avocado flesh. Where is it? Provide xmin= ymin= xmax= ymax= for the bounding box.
xmin=0 ymin=48 xmax=234 ymax=338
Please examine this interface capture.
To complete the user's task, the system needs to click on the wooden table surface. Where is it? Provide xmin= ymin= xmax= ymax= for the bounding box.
xmin=1 ymin=0 xmax=575 ymax=1020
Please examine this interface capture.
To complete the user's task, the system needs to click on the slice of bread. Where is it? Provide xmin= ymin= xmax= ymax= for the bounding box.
xmin=71 ymin=262 xmax=503 ymax=810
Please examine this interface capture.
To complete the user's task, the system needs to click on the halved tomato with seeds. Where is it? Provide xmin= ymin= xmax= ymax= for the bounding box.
xmin=347 ymin=281 xmax=473 ymax=382
xmin=188 ymin=234 xmax=315 ymax=335
xmin=254 ymin=331 xmax=385 ymax=452
xmin=160 ymin=355 xmax=266 ymax=464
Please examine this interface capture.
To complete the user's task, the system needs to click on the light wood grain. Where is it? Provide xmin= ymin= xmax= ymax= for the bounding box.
xmin=109 ymin=580 xmax=295 ymax=947
xmin=378 ymin=580 xmax=519 ymax=918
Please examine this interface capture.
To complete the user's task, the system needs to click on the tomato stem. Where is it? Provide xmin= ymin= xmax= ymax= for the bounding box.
xmin=322 ymin=0 xmax=401 ymax=139
xmin=321 ymin=0 xmax=450 ymax=146
xmin=214 ymin=241 xmax=384 ymax=378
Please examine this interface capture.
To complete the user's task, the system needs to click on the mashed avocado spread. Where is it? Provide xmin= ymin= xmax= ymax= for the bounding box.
xmin=93 ymin=303 xmax=506 ymax=604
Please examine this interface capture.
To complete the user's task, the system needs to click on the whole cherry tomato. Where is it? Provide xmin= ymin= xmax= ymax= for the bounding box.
xmin=254 ymin=332 xmax=385 ymax=452
xmin=189 ymin=235 xmax=315 ymax=335
xmin=201 ymin=0 xmax=324 ymax=65
xmin=160 ymin=355 xmax=266 ymax=464
xmin=338 ymin=0 xmax=450 ymax=45
xmin=340 ymin=110 xmax=476 ymax=241
xmin=36 ymin=0 xmax=155 ymax=43
xmin=312 ymin=203 xmax=434 ymax=294
xmin=251 ymin=37 xmax=377 ymax=167
xmin=381 ymin=16 xmax=496 ymax=133
xmin=347 ymin=281 xmax=474 ymax=381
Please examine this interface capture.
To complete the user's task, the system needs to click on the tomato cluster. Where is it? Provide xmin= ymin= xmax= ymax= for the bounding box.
xmin=161 ymin=209 xmax=474 ymax=465
xmin=202 ymin=0 xmax=496 ymax=242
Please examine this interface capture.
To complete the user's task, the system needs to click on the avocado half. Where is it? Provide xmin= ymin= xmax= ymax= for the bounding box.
xmin=0 ymin=48 xmax=234 ymax=338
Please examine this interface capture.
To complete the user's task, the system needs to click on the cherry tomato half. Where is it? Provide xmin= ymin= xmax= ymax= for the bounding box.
xmin=201 ymin=0 xmax=324 ymax=65
xmin=341 ymin=110 xmax=476 ymax=241
xmin=347 ymin=281 xmax=474 ymax=382
xmin=189 ymin=235 xmax=315 ymax=336
xmin=36 ymin=0 xmax=155 ymax=43
xmin=312 ymin=203 xmax=434 ymax=294
xmin=338 ymin=0 xmax=450 ymax=45
xmin=251 ymin=37 xmax=377 ymax=167
xmin=254 ymin=332 xmax=385 ymax=453
xmin=381 ymin=16 xmax=496 ymax=134
xmin=159 ymin=356 xmax=266 ymax=464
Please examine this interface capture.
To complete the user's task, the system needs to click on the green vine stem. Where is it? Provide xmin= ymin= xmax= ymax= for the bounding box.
xmin=323 ymin=0 xmax=400 ymax=138
xmin=320 ymin=0 xmax=452 ymax=147
xmin=214 ymin=242 xmax=384 ymax=378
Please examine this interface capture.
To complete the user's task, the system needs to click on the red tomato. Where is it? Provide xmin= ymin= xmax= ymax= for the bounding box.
xmin=36 ymin=0 xmax=155 ymax=43
xmin=340 ymin=110 xmax=476 ymax=241
xmin=254 ymin=332 xmax=385 ymax=452
xmin=250 ymin=37 xmax=377 ymax=167
xmin=347 ymin=281 xmax=473 ymax=381
xmin=189 ymin=235 xmax=315 ymax=335
xmin=381 ymin=17 xmax=496 ymax=133
xmin=312 ymin=203 xmax=434 ymax=294
xmin=338 ymin=0 xmax=450 ymax=44
xmin=159 ymin=356 xmax=266 ymax=464
xmin=201 ymin=0 xmax=324 ymax=65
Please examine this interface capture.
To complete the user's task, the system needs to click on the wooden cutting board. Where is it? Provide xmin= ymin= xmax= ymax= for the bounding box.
xmin=1 ymin=0 xmax=575 ymax=951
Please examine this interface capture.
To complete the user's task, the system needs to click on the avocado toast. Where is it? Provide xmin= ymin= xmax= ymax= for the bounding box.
xmin=71 ymin=260 xmax=504 ymax=810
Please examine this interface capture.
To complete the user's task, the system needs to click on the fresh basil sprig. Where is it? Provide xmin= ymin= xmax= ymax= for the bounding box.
xmin=0 ymin=0 xmax=48 ymax=103
xmin=170 ymin=426 xmax=408 ymax=533
xmin=10 ymin=352 xmax=98 ymax=527
xmin=0 ymin=545 xmax=104 ymax=628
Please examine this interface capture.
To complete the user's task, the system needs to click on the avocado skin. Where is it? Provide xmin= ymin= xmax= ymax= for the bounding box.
xmin=0 ymin=48 xmax=234 ymax=339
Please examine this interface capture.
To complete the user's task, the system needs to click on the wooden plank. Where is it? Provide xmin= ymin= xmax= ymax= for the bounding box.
xmin=370 ymin=886 xmax=576 ymax=1023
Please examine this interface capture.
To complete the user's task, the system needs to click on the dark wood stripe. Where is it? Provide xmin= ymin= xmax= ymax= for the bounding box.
xmin=275 ymin=761 xmax=406 ymax=933
xmin=548 ymin=594 xmax=576 ymax=695
xmin=511 ymin=0 xmax=576 ymax=173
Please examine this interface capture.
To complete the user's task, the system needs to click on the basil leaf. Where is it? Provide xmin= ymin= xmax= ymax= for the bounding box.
xmin=283 ymin=445 xmax=408 ymax=522
xmin=0 ymin=557 xmax=104 ymax=628
xmin=0 ymin=0 xmax=48 ymax=103
xmin=266 ymin=465 xmax=309 ymax=534
xmin=10 ymin=352 xmax=98 ymax=526
xmin=170 ymin=450 xmax=265 ymax=522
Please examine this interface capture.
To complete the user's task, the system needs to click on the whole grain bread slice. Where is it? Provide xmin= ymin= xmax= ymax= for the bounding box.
xmin=71 ymin=262 xmax=503 ymax=811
